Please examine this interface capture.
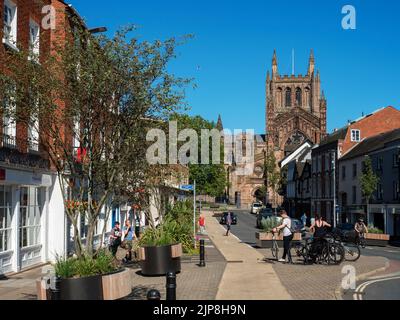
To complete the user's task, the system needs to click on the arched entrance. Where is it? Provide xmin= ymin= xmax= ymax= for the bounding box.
xmin=253 ymin=188 xmax=266 ymax=204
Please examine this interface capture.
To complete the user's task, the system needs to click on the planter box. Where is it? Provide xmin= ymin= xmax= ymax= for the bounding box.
xmin=255 ymin=232 xmax=302 ymax=248
xmin=365 ymin=233 xmax=390 ymax=247
xmin=36 ymin=268 xmax=131 ymax=300
xmin=139 ymin=243 xmax=182 ymax=276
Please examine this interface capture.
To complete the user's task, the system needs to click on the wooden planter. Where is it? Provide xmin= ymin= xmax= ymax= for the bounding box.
xmin=255 ymin=232 xmax=302 ymax=248
xmin=139 ymin=243 xmax=182 ymax=276
xmin=365 ymin=233 xmax=390 ymax=247
xmin=36 ymin=268 xmax=131 ymax=300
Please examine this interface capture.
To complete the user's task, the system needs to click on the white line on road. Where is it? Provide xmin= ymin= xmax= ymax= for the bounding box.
xmin=353 ymin=276 xmax=400 ymax=300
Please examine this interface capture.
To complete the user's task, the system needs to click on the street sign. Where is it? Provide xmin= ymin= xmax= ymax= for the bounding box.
xmin=180 ymin=185 xmax=194 ymax=191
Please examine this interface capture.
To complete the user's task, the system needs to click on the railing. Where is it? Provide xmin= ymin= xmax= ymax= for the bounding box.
xmin=1 ymin=134 xmax=17 ymax=149
xmin=28 ymin=140 xmax=39 ymax=153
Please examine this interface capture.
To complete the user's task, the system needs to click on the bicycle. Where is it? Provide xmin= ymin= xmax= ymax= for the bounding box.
xmin=331 ymin=231 xmax=361 ymax=262
xmin=271 ymin=230 xmax=280 ymax=260
xmin=355 ymin=232 xmax=366 ymax=249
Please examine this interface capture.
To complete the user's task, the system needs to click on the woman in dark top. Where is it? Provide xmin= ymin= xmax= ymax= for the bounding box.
xmin=309 ymin=215 xmax=331 ymax=261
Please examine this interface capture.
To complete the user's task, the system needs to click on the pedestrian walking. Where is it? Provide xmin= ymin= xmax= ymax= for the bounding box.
xmin=198 ymin=213 xmax=206 ymax=234
xmin=273 ymin=209 xmax=293 ymax=264
xmin=122 ymin=220 xmax=138 ymax=263
xmin=301 ymin=213 xmax=308 ymax=227
xmin=225 ymin=212 xmax=232 ymax=236
xmin=109 ymin=221 xmax=122 ymax=257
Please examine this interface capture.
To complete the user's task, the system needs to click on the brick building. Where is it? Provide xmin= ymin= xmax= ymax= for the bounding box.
xmin=311 ymin=106 xmax=400 ymax=225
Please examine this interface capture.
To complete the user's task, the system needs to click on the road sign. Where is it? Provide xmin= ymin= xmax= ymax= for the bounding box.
xmin=180 ymin=185 xmax=194 ymax=191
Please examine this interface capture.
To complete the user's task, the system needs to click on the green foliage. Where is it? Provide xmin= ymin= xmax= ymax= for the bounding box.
xmin=261 ymin=216 xmax=281 ymax=232
xmin=361 ymin=156 xmax=380 ymax=201
xmin=54 ymin=250 xmax=118 ymax=279
xmin=139 ymin=200 xmax=196 ymax=253
xmin=170 ymin=114 xmax=227 ymax=197
xmin=367 ymin=226 xmax=384 ymax=234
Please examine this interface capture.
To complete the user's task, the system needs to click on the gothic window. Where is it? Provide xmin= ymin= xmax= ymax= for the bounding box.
xmin=305 ymin=87 xmax=311 ymax=108
xmin=285 ymin=88 xmax=292 ymax=107
xmin=276 ymin=87 xmax=282 ymax=108
xmin=296 ymin=88 xmax=302 ymax=106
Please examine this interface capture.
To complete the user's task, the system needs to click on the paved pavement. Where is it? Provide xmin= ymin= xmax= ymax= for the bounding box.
xmin=227 ymin=209 xmax=391 ymax=300
xmin=203 ymin=210 xmax=292 ymax=300
xmin=124 ymin=236 xmax=226 ymax=300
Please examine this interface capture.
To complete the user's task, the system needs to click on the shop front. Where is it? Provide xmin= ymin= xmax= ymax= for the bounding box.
xmin=0 ymin=167 xmax=54 ymax=274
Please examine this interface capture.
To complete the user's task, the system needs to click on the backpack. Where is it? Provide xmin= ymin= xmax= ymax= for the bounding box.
xmin=285 ymin=218 xmax=296 ymax=234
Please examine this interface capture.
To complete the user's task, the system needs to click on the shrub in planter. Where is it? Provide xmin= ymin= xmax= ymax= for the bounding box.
xmin=261 ymin=216 xmax=281 ymax=232
xmin=51 ymin=250 xmax=125 ymax=300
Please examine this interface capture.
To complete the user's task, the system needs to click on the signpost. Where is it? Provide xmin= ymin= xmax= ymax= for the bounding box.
xmin=180 ymin=182 xmax=196 ymax=248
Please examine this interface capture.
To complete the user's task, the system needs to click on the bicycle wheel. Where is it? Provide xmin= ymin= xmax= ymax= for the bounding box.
xmin=323 ymin=243 xmax=345 ymax=265
xmin=271 ymin=242 xmax=279 ymax=259
xmin=344 ymin=243 xmax=361 ymax=262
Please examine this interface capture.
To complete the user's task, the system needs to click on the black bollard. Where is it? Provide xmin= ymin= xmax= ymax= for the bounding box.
xmin=166 ymin=271 xmax=176 ymax=300
xmin=199 ymin=239 xmax=206 ymax=267
xmin=50 ymin=276 xmax=61 ymax=300
xmin=147 ymin=289 xmax=161 ymax=300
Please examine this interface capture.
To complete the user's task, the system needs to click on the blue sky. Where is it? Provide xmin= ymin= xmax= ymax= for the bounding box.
xmin=69 ymin=0 xmax=400 ymax=134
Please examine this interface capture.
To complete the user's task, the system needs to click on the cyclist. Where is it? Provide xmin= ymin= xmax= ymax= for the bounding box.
xmin=309 ymin=214 xmax=331 ymax=262
xmin=354 ymin=218 xmax=368 ymax=246
xmin=272 ymin=209 xmax=293 ymax=264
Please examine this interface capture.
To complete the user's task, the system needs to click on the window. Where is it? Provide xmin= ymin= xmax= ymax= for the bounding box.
xmin=28 ymin=98 xmax=39 ymax=152
xmin=352 ymin=163 xmax=357 ymax=179
xmin=377 ymin=156 xmax=384 ymax=171
xmin=351 ymin=129 xmax=361 ymax=142
xmin=377 ymin=183 xmax=383 ymax=201
xmin=285 ymin=88 xmax=292 ymax=107
xmin=0 ymin=186 xmax=12 ymax=253
xmin=2 ymin=87 xmax=17 ymax=148
xmin=29 ymin=19 xmax=40 ymax=60
xmin=342 ymin=166 xmax=346 ymax=180
xmin=19 ymin=187 xmax=43 ymax=248
xmin=352 ymin=186 xmax=357 ymax=204
xmin=295 ymin=88 xmax=302 ymax=106
xmin=393 ymin=181 xmax=400 ymax=200
xmin=394 ymin=153 xmax=400 ymax=168
xmin=3 ymin=0 xmax=17 ymax=48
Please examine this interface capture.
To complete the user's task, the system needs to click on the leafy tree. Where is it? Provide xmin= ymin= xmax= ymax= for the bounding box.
xmin=360 ymin=156 xmax=380 ymax=222
xmin=264 ymin=151 xmax=282 ymax=211
xmin=0 ymin=23 xmax=190 ymax=258
xmin=170 ymin=114 xmax=227 ymax=197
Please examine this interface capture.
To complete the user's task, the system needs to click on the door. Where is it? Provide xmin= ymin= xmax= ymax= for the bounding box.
xmin=394 ymin=214 xmax=400 ymax=238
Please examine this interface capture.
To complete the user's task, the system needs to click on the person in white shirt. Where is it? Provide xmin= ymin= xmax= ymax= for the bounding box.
xmin=273 ymin=209 xmax=293 ymax=264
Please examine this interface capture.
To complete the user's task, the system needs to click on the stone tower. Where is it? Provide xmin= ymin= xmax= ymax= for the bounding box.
xmin=266 ymin=49 xmax=327 ymax=162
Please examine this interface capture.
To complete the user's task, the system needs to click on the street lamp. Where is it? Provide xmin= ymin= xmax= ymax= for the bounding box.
xmin=89 ymin=27 xmax=107 ymax=34
xmin=331 ymin=149 xmax=337 ymax=228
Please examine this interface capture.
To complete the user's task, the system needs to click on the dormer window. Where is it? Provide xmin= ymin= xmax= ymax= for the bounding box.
xmin=29 ymin=19 xmax=40 ymax=60
xmin=3 ymin=0 xmax=18 ymax=50
xmin=351 ymin=129 xmax=361 ymax=142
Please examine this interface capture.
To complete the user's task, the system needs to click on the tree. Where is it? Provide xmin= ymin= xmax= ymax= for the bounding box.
xmin=264 ymin=151 xmax=282 ymax=212
xmin=360 ymin=156 xmax=380 ymax=224
xmin=0 ymin=23 xmax=190 ymax=258
xmin=170 ymin=114 xmax=227 ymax=197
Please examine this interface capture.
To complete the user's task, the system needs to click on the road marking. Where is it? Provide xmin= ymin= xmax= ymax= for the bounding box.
xmin=353 ymin=276 xmax=400 ymax=300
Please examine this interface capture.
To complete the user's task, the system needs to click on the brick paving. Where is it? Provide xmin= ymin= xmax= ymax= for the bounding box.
xmin=258 ymin=248 xmax=388 ymax=300
xmin=123 ymin=236 xmax=227 ymax=300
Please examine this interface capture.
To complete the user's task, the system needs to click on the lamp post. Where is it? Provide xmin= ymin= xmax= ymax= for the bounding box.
xmin=88 ymin=27 xmax=107 ymax=34
xmin=332 ymin=150 xmax=337 ymax=227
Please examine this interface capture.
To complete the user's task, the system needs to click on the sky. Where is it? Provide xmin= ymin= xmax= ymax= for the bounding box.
xmin=68 ymin=0 xmax=400 ymax=134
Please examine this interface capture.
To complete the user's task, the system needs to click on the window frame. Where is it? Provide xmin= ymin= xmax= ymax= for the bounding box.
xmin=351 ymin=129 xmax=361 ymax=142
xmin=29 ymin=19 xmax=40 ymax=61
xmin=3 ymin=0 xmax=18 ymax=49
xmin=0 ymin=186 xmax=12 ymax=253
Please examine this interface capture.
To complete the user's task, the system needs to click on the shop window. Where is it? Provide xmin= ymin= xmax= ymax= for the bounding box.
xmin=0 ymin=186 xmax=12 ymax=252
xmin=19 ymin=187 xmax=43 ymax=248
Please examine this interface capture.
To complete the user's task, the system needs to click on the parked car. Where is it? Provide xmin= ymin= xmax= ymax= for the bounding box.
xmin=256 ymin=208 xmax=274 ymax=228
xmin=220 ymin=212 xmax=238 ymax=225
xmin=334 ymin=223 xmax=356 ymax=242
xmin=250 ymin=202 xmax=263 ymax=214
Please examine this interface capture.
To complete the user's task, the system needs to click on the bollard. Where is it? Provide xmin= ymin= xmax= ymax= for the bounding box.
xmin=147 ymin=289 xmax=161 ymax=300
xmin=199 ymin=239 xmax=206 ymax=267
xmin=166 ymin=271 xmax=176 ymax=300
xmin=50 ymin=276 xmax=61 ymax=300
